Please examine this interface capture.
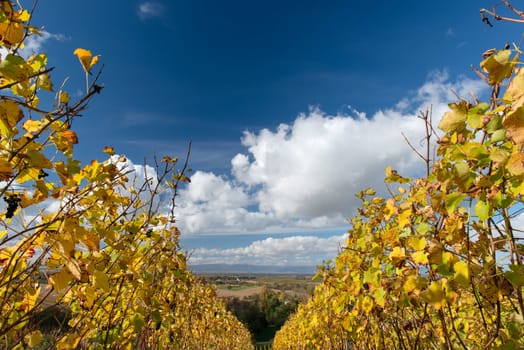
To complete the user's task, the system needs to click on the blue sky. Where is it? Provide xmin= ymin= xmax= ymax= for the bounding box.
xmin=26 ymin=1 xmax=523 ymax=270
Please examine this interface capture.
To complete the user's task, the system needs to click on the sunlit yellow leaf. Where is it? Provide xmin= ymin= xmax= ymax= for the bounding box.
xmin=0 ymin=100 xmax=23 ymax=137
xmin=60 ymin=130 xmax=78 ymax=144
xmin=389 ymin=246 xmax=406 ymax=267
xmin=0 ymin=22 xmax=24 ymax=45
xmin=17 ymin=167 xmax=40 ymax=184
xmin=504 ymin=67 xmax=524 ymax=100
xmin=73 ymin=48 xmax=99 ymax=73
xmin=373 ymin=287 xmax=386 ymax=308
xmin=421 ymin=280 xmax=445 ymax=309
xmin=407 ymin=236 xmax=426 ymax=251
xmin=404 ymin=275 xmax=427 ymax=294
xmin=453 ymin=261 xmax=469 ymax=287
xmin=507 ymin=151 xmax=524 ymax=176
xmin=480 ymin=49 xmax=517 ymax=85
xmin=103 ymin=146 xmax=115 ymax=155
xmin=412 ymin=251 xmax=429 ymax=265
xmin=22 ymin=119 xmax=42 ymax=133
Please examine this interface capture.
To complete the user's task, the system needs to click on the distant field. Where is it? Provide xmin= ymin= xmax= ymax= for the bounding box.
xmin=203 ymin=274 xmax=318 ymax=300
xmin=216 ymin=286 xmax=265 ymax=298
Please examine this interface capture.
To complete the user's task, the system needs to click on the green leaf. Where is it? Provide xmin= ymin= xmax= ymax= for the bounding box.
xmin=475 ymin=200 xmax=490 ymax=221
xmin=0 ymin=54 xmax=29 ymax=80
xmin=466 ymin=111 xmax=483 ymax=129
xmin=489 ymin=129 xmax=506 ymax=144
xmin=505 ymin=265 xmax=524 ymax=287
xmin=445 ymin=193 xmax=466 ymax=215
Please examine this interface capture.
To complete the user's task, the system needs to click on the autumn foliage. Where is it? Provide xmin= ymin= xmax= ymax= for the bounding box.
xmin=273 ymin=14 xmax=524 ymax=350
xmin=0 ymin=2 xmax=252 ymax=349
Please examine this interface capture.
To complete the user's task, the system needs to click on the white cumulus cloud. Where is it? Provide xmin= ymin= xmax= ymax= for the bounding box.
xmin=174 ymin=72 xmax=486 ymax=235
xmin=187 ymin=234 xmax=346 ymax=266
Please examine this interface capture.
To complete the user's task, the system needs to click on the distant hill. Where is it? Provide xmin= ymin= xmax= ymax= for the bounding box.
xmin=188 ymin=263 xmax=317 ymax=275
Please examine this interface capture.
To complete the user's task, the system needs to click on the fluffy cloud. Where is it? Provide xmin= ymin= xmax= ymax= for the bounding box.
xmin=137 ymin=2 xmax=165 ymax=20
xmin=21 ymin=31 xmax=68 ymax=56
xmin=174 ymin=72 xmax=486 ymax=235
xmin=187 ymin=234 xmax=346 ymax=266
xmin=0 ymin=31 xmax=68 ymax=60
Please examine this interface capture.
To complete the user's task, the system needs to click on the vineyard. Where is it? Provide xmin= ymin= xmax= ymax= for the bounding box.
xmin=272 ymin=5 xmax=524 ymax=350
xmin=0 ymin=0 xmax=523 ymax=349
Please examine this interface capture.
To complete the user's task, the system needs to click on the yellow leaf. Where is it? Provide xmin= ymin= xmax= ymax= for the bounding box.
xmin=403 ymin=275 xmax=427 ymax=294
xmin=103 ymin=146 xmax=115 ymax=155
xmin=0 ymin=100 xmax=23 ymax=136
xmin=59 ymin=91 xmax=69 ymax=104
xmin=421 ymin=280 xmax=445 ymax=309
xmin=480 ymin=49 xmax=517 ymax=85
xmin=453 ymin=261 xmax=469 ymax=287
xmin=504 ymin=67 xmax=524 ymax=101
xmin=49 ymin=269 xmax=73 ymax=291
xmin=56 ymin=333 xmax=81 ymax=350
xmin=17 ymin=167 xmax=40 ymax=184
xmin=389 ymin=246 xmax=406 ymax=267
xmin=25 ymin=330 xmax=42 ymax=347
xmin=507 ymin=152 xmax=524 ymax=176
xmin=360 ymin=295 xmax=374 ymax=313
xmin=373 ymin=287 xmax=386 ymax=308
xmin=93 ymin=270 xmax=109 ymax=292
xmin=412 ymin=251 xmax=429 ymax=265
xmin=407 ymin=236 xmax=426 ymax=251
xmin=504 ymin=106 xmax=524 ymax=146
xmin=17 ymin=10 xmax=31 ymax=22
xmin=66 ymin=259 xmax=82 ymax=280
xmin=0 ymin=158 xmax=13 ymax=180
xmin=60 ymin=130 xmax=78 ymax=144
xmin=90 ymin=55 xmax=99 ymax=67
xmin=83 ymin=286 xmax=96 ymax=308
xmin=438 ymin=102 xmax=467 ymax=133
xmin=0 ymin=22 xmax=24 ymax=45
xmin=22 ymin=119 xmax=42 ymax=133
xmin=73 ymin=48 xmax=99 ymax=73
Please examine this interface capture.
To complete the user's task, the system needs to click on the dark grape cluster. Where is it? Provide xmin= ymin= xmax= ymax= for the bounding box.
xmin=4 ymin=194 xmax=21 ymax=219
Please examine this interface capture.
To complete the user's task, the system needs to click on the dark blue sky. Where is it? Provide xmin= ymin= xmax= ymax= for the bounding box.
xmin=32 ymin=1 xmax=521 ymax=172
